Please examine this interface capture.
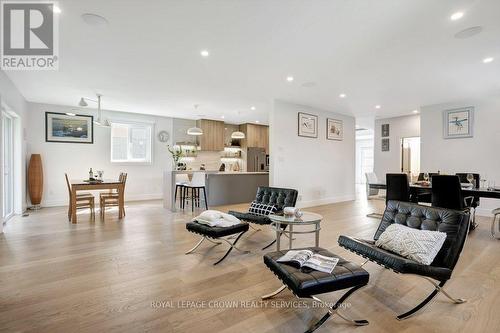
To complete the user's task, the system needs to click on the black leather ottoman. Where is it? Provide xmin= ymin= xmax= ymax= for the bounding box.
xmin=262 ymin=247 xmax=369 ymax=333
xmin=185 ymin=221 xmax=249 ymax=265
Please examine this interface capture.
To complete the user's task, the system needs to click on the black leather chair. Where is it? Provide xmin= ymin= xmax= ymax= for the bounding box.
xmin=431 ymin=175 xmax=476 ymax=229
xmin=386 ymin=173 xmax=410 ymax=204
xmin=228 ymin=186 xmax=298 ymax=249
xmin=339 ymin=200 xmax=470 ymax=320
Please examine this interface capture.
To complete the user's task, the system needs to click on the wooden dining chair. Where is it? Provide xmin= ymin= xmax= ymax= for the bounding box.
xmin=65 ymin=173 xmax=95 ymax=221
xmin=100 ymin=173 xmax=127 ymax=219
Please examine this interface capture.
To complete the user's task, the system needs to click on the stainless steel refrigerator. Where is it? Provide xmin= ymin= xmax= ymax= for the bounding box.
xmin=247 ymin=147 xmax=268 ymax=172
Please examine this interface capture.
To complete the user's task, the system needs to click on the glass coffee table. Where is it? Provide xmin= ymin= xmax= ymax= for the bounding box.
xmin=268 ymin=212 xmax=323 ymax=251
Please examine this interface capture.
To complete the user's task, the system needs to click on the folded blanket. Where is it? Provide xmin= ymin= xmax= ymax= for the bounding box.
xmin=193 ymin=210 xmax=242 ymax=227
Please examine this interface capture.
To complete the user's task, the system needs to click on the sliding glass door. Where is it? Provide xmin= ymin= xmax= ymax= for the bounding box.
xmin=2 ymin=111 xmax=14 ymax=220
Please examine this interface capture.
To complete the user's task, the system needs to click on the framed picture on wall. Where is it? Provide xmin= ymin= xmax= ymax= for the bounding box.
xmin=45 ymin=112 xmax=94 ymax=144
xmin=381 ymin=138 xmax=390 ymax=151
xmin=298 ymin=112 xmax=318 ymax=138
xmin=443 ymin=107 xmax=474 ymax=139
xmin=326 ymin=118 xmax=343 ymax=140
xmin=381 ymin=124 xmax=389 ymax=137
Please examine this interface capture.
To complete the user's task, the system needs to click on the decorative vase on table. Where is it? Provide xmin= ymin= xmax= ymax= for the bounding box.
xmin=28 ymin=154 xmax=43 ymax=209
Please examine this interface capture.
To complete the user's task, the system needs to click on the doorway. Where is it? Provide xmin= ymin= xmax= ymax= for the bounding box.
xmin=401 ymin=137 xmax=420 ymax=178
xmin=2 ymin=110 xmax=14 ymax=220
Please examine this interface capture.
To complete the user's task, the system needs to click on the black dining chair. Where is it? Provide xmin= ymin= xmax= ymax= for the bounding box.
xmin=386 ymin=173 xmax=410 ymax=204
xmin=431 ymin=175 xmax=476 ymax=229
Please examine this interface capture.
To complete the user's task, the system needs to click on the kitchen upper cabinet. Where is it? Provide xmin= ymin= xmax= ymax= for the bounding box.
xmin=198 ymin=119 xmax=224 ymax=151
xmin=239 ymin=123 xmax=269 ymax=153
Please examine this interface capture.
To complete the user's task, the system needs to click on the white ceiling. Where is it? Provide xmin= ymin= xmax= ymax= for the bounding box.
xmin=5 ymin=0 xmax=500 ymax=124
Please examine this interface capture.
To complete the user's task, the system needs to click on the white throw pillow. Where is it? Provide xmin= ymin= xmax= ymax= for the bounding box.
xmin=375 ymin=224 xmax=447 ymax=265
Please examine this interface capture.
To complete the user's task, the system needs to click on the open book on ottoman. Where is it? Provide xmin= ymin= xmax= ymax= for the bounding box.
xmin=277 ymin=250 xmax=339 ymax=273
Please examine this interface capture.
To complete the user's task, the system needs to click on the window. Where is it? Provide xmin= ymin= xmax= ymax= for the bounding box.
xmin=110 ymin=121 xmax=153 ymax=163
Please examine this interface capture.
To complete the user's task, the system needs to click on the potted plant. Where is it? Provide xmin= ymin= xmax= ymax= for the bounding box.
xmin=167 ymin=145 xmax=184 ymax=170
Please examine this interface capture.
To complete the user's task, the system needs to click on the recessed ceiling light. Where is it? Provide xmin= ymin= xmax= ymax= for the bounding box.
xmin=255 ymin=120 xmax=260 ymax=123
xmin=450 ymin=12 xmax=464 ymax=21
xmin=221 ymin=115 xmax=225 ymax=119
xmin=53 ymin=6 xmax=61 ymax=14
xmin=65 ymin=112 xmax=76 ymax=116
xmin=412 ymin=110 xmax=419 ymax=114
xmin=81 ymin=13 xmax=109 ymax=26
xmin=200 ymin=50 xmax=209 ymax=57
xmin=286 ymin=76 xmax=294 ymax=82
xmin=339 ymin=93 xmax=346 ymax=98
xmin=375 ymin=105 xmax=381 ymax=109
xmin=483 ymin=57 xmax=494 ymax=63
xmin=250 ymin=106 xmax=256 ymax=110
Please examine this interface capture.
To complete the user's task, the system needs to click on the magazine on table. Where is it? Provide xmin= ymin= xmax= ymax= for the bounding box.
xmin=277 ymin=250 xmax=339 ymax=273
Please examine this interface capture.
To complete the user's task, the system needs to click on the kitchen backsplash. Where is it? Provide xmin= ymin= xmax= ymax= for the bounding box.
xmin=180 ymin=151 xmax=243 ymax=171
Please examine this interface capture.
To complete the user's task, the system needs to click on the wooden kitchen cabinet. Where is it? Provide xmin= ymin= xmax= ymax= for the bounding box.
xmin=239 ymin=123 xmax=269 ymax=153
xmin=198 ymin=119 xmax=224 ymax=151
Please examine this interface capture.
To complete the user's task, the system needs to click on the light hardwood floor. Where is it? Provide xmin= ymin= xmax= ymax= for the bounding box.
xmin=0 ymin=198 xmax=499 ymax=333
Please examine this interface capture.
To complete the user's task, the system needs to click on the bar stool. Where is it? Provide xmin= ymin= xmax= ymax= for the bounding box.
xmin=175 ymin=174 xmax=190 ymax=209
xmin=182 ymin=172 xmax=208 ymax=211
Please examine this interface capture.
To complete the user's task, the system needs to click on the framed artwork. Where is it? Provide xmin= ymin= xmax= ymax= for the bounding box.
xmin=326 ymin=118 xmax=343 ymax=140
xmin=443 ymin=107 xmax=474 ymax=139
xmin=381 ymin=138 xmax=390 ymax=151
xmin=381 ymin=124 xmax=389 ymax=137
xmin=298 ymin=112 xmax=318 ymax=138
xmin=45 ymin=112 xmax=94 ymax=144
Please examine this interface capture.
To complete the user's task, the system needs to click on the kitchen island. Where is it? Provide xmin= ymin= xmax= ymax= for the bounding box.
xmin=163 ymin=171 xmax=269 ymax=212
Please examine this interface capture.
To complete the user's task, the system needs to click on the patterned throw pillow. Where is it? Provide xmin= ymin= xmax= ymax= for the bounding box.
xmin=375 ymin=224 xmax=447 ymax=265
xmin=248 ymin=201 xmax=278 ymax=216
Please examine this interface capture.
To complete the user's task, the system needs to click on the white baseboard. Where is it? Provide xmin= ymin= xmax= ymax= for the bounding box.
xmin=40 ymin=193 xmax=163 ymax=208
xmin=297 ymin=194 xmax=356 ymax=209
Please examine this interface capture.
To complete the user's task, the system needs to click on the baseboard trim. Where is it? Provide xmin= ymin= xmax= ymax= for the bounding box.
xmin=297 ymin=195 xmax=356 ymax=209
xmin=39 ymin=193 xmax=163 ymax=208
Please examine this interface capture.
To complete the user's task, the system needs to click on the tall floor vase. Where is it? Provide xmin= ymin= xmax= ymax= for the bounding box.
xmin=28 ymin=154 xmax=43 ymax=209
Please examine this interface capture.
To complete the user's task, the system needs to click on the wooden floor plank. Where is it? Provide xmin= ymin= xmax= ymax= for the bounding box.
xmin=0 ymin=198 xmax=498 ymax=332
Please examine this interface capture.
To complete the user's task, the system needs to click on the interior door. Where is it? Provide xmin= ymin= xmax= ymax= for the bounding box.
xmin=2 ymin=112 xmax=14 ymax=220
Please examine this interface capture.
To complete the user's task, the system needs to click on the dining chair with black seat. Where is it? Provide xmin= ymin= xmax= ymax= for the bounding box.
xmin=431 ymin=175 xmax=477 ymax=229
xmin=100 ymin=172 xmax=127 ymax=219
xmin=415 ymin=172 xmax=439 ymax=204
xmin=456 ymin=173 xmax=480 ymax=220
xmin=64 ymin=173 xmax=95 ymax=221
xmin=386 ymin=173 xmax=410 ymax=204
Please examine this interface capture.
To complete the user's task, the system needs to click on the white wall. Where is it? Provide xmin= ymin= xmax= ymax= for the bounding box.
xmin=373 ymin=114 xmax=420 ymax=181
xmin=421 ymin=98 xmax=500 ymax=216
xmin=270 ymin=100 xmax=355 ymax=208
xmin=26 ymin=102 xmax=173 ymax=207
xmin=355 ymin=138 xmax=374 ymax=184
xmin=0 ymin=70 xmax=28 ymax=232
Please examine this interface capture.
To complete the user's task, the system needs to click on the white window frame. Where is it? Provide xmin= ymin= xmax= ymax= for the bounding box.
xmin=110 ymin=120 xmax=154 ymax=165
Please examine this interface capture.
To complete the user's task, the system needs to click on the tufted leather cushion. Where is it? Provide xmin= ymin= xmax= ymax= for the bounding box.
xmin=254 ymin=186 xmax=298 ymax=212
xmin=226 ymin=211 xmax=272 ymax=225
xmin=339 ymin=201 xmax=470 ymax=281
xmin=228 ymin=187 xmax=298 ymax=225
xmin=338 ymin=236 xmax=453 ymax=280
xmin=186 ymin=221 xmax=249 ymax=238
xmin=264 ymin=247 xmax=369 ymax=298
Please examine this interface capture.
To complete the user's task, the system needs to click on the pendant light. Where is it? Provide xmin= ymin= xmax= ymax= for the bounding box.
xmin=187 ymin=104 xmax=204 ymax=136
xmin=231 ymin=131 xmax=245 ymax=139
xmin=78 ymin=94 xmax=110 ymax=127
